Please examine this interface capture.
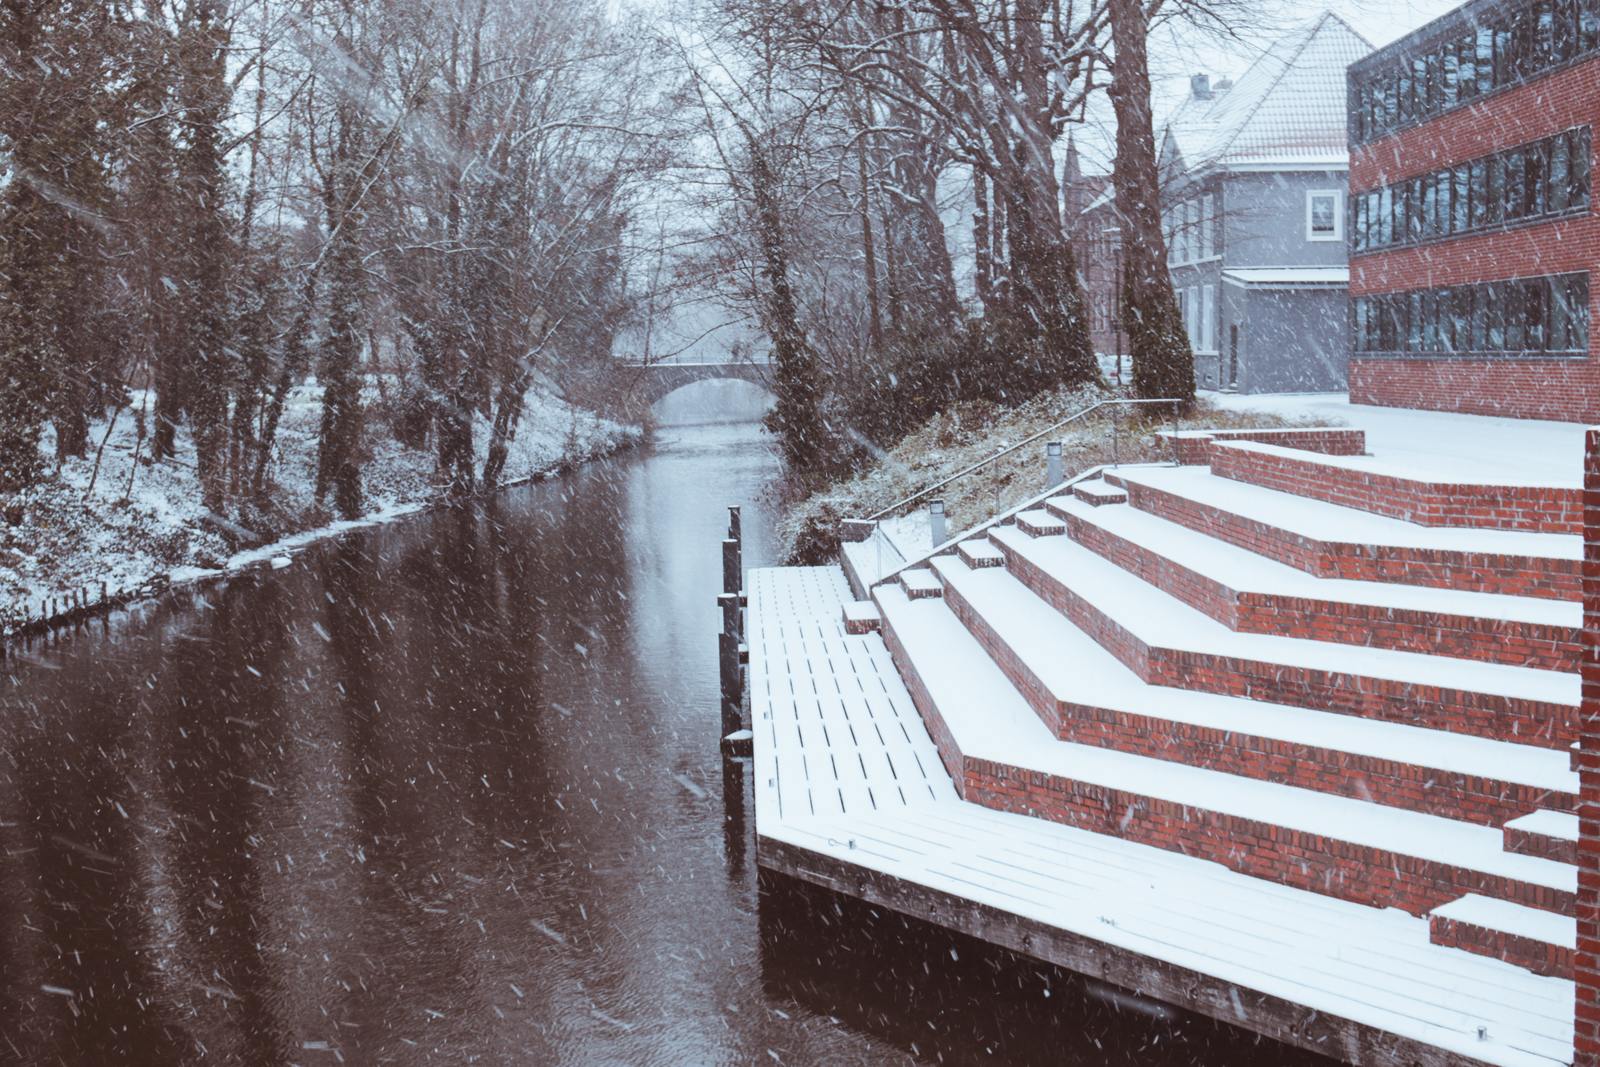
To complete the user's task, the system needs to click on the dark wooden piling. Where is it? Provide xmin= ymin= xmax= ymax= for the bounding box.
xmin=719 ymin=506 xmax=749 ymax=751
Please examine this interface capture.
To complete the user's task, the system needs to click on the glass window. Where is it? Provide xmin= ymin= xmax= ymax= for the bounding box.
xmin=1551 ymin=133 xmax=1571 ymax=211
xmin=1440 ymin=47 xmax=1459 ymax=108
xmin=1470 ymin=283 xmax=1488 ymax=349
xmin=1565 ymin=273 xmax=1590 ymax=351
xmin=1504 ymin=280 xmax=1526 ymax=350
xmin=1485 ymin=282 xmax=1505 ymax=349
xmin=1452 ymin=165 xmax=1470 ymax=232
xmin=1534 ymin=0 xmax=1557 ymax=65
xmin=1458 ymin=33 xmax=1478 ymax=98
xmin=1527 ymin=277 xmax=1547 ymax=350
xmin=1486 ymin=154 xmax=1505 ymax=223
xmin=1523 ymin=141 xmax=1536 ymax=217
xmin=1397 ymin=68 xmax=1413 ymax=122
xmin=1583 ymin=0 xmax=1600 ymax=51
xmin=1307 ymin=190 xmax=1341 ymax=240
xmin=1572 ymin=127 xmax=1592 ymax=207
xmin=1503 ymin=149 xmax=1524 ymax=220
xmin=1451 ymin=286 xmax=1475 ymax=352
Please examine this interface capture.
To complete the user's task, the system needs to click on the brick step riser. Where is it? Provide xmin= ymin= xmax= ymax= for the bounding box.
xmin=877 ymin=607 xmax=1576 ymax=925
xmin=1428 ymin=914 xmax=1573 ymax=979
xmin=960 ymin=764 xmax=1575 ymax=920
xmin=1052 ymin=507 xmax=1579 ymax=671
xmin=1504 ymin=825 xmax=1578 ymax=865
xmin=994 ymin=540 xmax=1577 ymax=751
xmin=1117 ymin=479 xmax=1579 ymax=602
xmin=936 ymin=574 xmax=1576 ymax=827
xmin=1210 ymin=444 xmax=1584 ymax=535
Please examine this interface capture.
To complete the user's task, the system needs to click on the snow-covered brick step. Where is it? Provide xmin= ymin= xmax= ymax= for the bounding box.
xmin=1158 ymin=426 xmax=1365 ymax=465
xmin=1069 ymin=480 xmax=1127 ymax=506
xmin=1209 ymin=440 xmax=1583 ymax=534
xmin=956 ymin=539 xmax=1005 ymax=569
xmin=925 ymin=554 xmax=1574 ymax=826
xmin=987 ymin=524 xmax=1578 ymax=748
xmin=1048 ymin=491 xmax=1579 ymax=671
xmin=754 ymin=567 xmax=1572 ymax=1066
xmin=1504 ymin=810 xmax=1578 ymax=865
xmin=1114 ymin=464 xmax=1580 ymax=601
xmin=1014 ymin=509 xmax=1065 ymax=537
xmin=899 ymin=569 xmax=943 ymax=600
xmin=842 ymin=600 xmax=882 ymax=635
xmin=876 ymin=582 xmax=1576 ymax=920
xmin=1431 ymin=894 xmax=1575 ymax=978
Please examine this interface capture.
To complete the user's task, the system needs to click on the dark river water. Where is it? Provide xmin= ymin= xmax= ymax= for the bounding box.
xmin=0 ymin=420 xmax=1326 ymax=1067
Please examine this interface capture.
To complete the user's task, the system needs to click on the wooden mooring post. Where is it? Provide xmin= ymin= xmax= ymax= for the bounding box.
xmin=719 ymin=505 xmax=751 ymax=755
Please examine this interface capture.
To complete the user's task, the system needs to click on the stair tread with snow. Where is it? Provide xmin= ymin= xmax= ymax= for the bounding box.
xmin=986 ymin=523 xmax=1577 ymax=746
xmin=875 ymin=579 xmax=1575 ymax=918
xmin=1429 ymin=894 xmax=1575 ymax=978
xmin=922 ymin=552 xmax=1574 ymax=822
xmin=956 ymin=539 xmax=1005 ymax=568
xmin=1504 ymin=810 xmax=1579 ymax=865
xmin=899 ymin=568 xmax=943 ymax=599
xmin=1071 ymin=479 xmax=1128 ymax=506
xmin=1208 ymin=440 xmax=1583 ymax=534
xmin=1112 ymin=464 xmax=1579 ymax=601
xmin=1014 ymin=508 xmax=1065 ymax=537
xmin=1041 ymin=490 xmax=1578 ymax=669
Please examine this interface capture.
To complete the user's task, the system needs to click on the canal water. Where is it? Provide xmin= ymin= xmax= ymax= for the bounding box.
xmin=0 ymin=418 xmax=1327 ymax=1066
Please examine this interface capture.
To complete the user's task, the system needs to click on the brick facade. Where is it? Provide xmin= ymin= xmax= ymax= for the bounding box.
xmin=1576 ymin=427 xmax=1600 ymax=1066
xmin=1348 ymin=49 xmax=1600 ymax=421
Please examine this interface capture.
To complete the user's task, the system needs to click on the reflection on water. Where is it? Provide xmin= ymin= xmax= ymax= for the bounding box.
xmin=0 ymin=421 xmax=1328 ymax=1066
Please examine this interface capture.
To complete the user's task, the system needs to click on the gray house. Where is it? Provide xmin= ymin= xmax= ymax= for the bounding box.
xmin=1158 ymin=12 xmax=1372 ymax=393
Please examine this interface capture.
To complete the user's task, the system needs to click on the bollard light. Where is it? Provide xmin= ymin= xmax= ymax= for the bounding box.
xmin=1046 ymin=440 xmax=1063 ymax=487
xmin=930 ymin=499 xmax=947 ymax=547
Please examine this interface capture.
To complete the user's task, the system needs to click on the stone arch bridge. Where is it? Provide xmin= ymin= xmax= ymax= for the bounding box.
xmin=625 ymin=359 xmax=773 ymax=407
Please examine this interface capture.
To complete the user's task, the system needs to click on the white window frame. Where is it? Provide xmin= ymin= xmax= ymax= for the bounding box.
xmin=1186 ymin=285 xmax=1199 ymax=346
xmin=1306 ymin=189 xmax=1344 ymax=242
xmin=1199 ymin=194 xmax=1213 ymax=259
xmin=1200 ymin=284 xmax=1216 ymax=353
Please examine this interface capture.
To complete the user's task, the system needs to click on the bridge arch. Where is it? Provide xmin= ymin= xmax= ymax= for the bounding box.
xmin=627 ymin=360 xmax=774 ymax=407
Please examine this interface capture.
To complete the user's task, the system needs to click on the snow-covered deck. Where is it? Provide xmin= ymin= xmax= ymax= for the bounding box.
xmin=748 ymin=565 xmax=1573 ymax=1067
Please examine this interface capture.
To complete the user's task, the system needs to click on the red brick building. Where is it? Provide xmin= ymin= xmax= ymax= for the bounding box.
xmin=1347 ymin=0 xmax=1600 ymax=421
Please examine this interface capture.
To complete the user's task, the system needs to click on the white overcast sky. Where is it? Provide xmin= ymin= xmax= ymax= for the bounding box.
xmin=1073 ymin=0 xmax=1466 ymax=171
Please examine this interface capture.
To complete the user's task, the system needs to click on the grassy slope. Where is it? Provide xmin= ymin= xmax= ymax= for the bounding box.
xmin=780 ymin=383 xmax=1329 ymax=562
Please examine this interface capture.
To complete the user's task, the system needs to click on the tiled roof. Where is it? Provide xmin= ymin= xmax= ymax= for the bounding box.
xmin=1164 ymin=12 xmax=1374 ymax=174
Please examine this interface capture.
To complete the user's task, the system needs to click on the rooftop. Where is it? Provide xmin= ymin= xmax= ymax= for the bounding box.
xmin=1162 ymin=11 xmax=1374 ymax=174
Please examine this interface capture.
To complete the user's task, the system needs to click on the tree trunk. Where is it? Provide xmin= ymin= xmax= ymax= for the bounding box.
xmin=1107 ymin=0 xmax=1194 ymax=406
xmin=750 ymin=145 xmax=825 ymax=471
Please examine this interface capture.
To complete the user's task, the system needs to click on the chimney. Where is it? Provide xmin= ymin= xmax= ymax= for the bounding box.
xmin=1190 ymin=74 xmax=1212 ymax=100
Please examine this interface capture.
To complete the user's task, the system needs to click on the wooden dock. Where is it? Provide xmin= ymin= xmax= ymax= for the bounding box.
xmin=747 ymin=565 xmax=1572 ymax=1067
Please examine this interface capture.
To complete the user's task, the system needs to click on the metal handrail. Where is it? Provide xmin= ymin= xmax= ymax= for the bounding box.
xmin=865 ymin=463 xmax=1112 ymax=591
xmin=863 ymin=396 xmax=1184 ymax=522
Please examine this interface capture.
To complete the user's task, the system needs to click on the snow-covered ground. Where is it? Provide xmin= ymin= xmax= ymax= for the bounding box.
xmin=1 ymin=384 xmax=640 ymax=631
xmin=1203 ymin=391 xmax=1586 ymax=487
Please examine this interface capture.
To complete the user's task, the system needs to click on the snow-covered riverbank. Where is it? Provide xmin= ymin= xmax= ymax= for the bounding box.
xmin=1 ymin=384 xmax=640 ymax=634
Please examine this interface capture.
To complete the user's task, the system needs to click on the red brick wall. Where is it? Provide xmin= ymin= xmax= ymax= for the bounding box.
xmin=1159 ymin=427 xmax=1366 ymax=466
xmin=1432 ymin=913 xmax=1574 ymax=979
xmin=1348 ymin=55 xmax=1600 ymax=421
xmin=1575 ymin=427 xmax=1600 ymax=1067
